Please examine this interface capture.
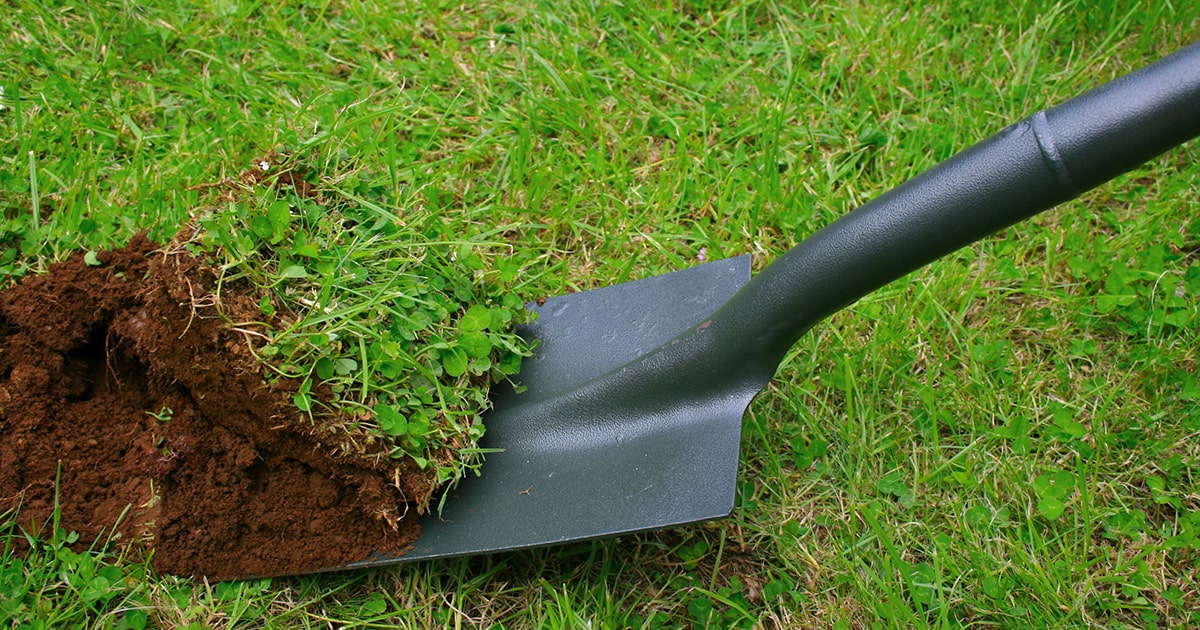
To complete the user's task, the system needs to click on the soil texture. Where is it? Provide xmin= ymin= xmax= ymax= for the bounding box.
xmin=0 ymin=236 xmax=433 ymax=580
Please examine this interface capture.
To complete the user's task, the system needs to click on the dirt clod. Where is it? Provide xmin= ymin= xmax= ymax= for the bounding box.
xmin=0 ymin=236 xmax=427 ymax=580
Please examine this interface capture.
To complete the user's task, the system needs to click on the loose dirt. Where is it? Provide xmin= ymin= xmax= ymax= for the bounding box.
xmin=0 ymin=235 xmax=433 ymax=580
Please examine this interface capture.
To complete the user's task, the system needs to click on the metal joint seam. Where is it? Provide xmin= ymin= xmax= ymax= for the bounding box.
xmin=1030 ymin=110 xmax=1077 ymax=196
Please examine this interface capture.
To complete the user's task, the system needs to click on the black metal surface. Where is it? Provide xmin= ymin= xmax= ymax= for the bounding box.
xmin=342 ymin=42 xmax=1200 ymax=569
xmin=349 ymin=255 xmax=752 ymax=565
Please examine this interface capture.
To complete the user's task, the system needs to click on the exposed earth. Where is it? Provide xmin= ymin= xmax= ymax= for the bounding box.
xmin=0 ymin=235 xmax=433 ymax=580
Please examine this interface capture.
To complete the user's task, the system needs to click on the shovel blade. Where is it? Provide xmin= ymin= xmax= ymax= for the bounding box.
xmin=346 ymin=256 xmax=752 ymax=566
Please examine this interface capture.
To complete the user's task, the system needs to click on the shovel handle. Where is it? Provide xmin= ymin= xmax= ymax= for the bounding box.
xmin=716 ymin=41 xmax=1200 ymax=367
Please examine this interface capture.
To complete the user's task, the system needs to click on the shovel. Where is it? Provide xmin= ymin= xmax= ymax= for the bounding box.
xmin=350 ymin=42 xmax=1200 ymax=568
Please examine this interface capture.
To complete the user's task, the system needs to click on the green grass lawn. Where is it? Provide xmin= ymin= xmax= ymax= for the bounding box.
xmin=3 ymin=0 xmax=1199 ymax=627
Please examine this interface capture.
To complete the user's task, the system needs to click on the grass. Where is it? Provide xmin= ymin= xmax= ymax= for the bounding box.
xmin=5 ymin=0 xmax=544 ymax=487
xmin=2 ymin=0 xmax=1199 ymax=627
xmin=182 ymin=160 xmax=536 ymax=487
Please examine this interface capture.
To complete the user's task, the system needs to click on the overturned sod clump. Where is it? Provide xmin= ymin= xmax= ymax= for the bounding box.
xmin=189 ymin=154 xmax=535 ymax=490
xmin=0 ymin=165 xmax=535 ymax=578
xmin=1 ymin=236 xmax=422 ymax=578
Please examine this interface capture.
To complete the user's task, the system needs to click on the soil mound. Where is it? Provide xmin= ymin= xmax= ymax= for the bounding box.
xmin=0 ymin=236 xmax=430 ymax=579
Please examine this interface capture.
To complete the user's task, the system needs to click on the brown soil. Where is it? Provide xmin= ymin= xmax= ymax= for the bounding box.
xmin=0 ymin=235 xmax=434 ymax=580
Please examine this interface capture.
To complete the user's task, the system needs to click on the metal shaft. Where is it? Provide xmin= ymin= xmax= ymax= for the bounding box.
xmin=713 ymin=41 xmax=1200 ymax=369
